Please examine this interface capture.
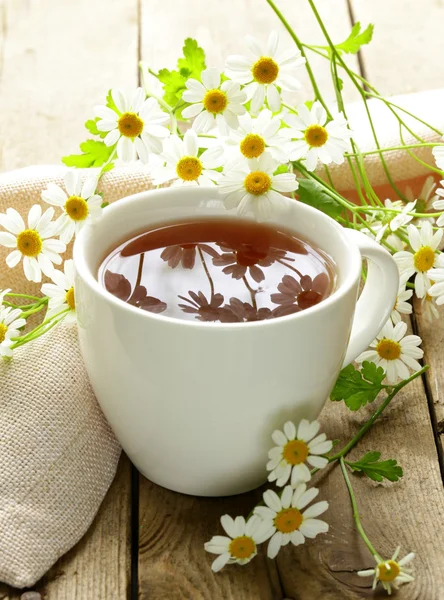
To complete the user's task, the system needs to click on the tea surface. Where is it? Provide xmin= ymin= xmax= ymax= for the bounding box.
xmin=99 ymin=219 xmax=336 ymax=323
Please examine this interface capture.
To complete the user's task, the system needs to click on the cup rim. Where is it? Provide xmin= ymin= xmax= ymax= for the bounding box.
xmin=73 ymin=186 xmax=362 ymax=329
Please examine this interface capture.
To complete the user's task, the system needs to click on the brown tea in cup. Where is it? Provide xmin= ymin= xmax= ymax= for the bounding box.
xmin=99 ymin=218 xmax=336 ymax=323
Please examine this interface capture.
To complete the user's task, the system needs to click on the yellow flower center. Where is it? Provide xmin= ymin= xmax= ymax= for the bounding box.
xmin=176 ymin=156 xmax=203 ymax=181
xmin=304 ymin=124 xmax=329 ymax=148
xmin=65 ymin=287 xmax=76 ymax=311
xmin=413 ymin=246 xmax=435 ymax=272
xmin=203 ymin=89 xmax=228 ymax=114
xmin=228 ymin=536 xmax=256 ymax=559
xmin=274 ymin=508 xmax=303 ymax=533
xmin=0 ymin=323 xmax=7 ymax=344
xmin=244 ymin=171 xmax=272 ymax=196
xmin=240 ymin=134 xmax=266 ymax=159
xmin=117 ymin=111 xmax=144 ymax=138
xmin=377 ymin=560 xmax=401 ymax=582
xmin=376 ymin=339 xmax=401 ymax=361
xmin=251 ymin=57 xmax=279 ymax=84
xmin=16 ymin=229 xmax=42 ymax=257
xmin=282 ymin=439 xmax=309 ymax=465
xmin=65 ymin=196 xmax=89 ymax=222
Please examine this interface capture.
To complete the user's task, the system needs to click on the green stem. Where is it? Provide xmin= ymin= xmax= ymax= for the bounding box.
xmin=329 ymin=366 xmax=428 ymax=461
xmin=19 ymin=298 xmax=48 ymax=320
xmin=264 ymin=0 xmax=332 ymax=117
xmin=340 ymin=457 xmax=382 ymax=561
xmin=11 ymin=308 xmax=69 ymax=348
xmin=4 ymin=292 xmax=43 ymax=301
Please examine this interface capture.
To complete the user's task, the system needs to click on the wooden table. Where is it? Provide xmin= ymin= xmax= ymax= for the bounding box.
xmin=1 ymin=0 xmax=444 ymax=598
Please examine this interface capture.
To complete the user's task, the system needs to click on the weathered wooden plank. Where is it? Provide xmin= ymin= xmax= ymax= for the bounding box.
xmin=350 ymin=0 xmax=444 ymax=95
xmin=0 ymin=0 xmax=139 ymax=172
xmin=412 ymin=301 xmax=444 ymax=467
xmin=138 ymin=483 xmax=283 ymax=599
xmin=140 ymin=0 xmax=360 ymax=103
xmin=0 ymin=0 xmax=137 ymax=597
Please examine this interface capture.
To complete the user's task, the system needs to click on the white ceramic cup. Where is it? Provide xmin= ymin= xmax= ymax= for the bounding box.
xmin=73 ymin=186 xmax=398 ymax=497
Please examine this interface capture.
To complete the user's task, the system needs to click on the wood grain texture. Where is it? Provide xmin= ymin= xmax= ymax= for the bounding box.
xmin=140 ymin=0 xmax=361 ymax=103
xmin=138 ymin=483 xmax=283 ymax=599
xmin=350 ymin=0 xmax=444 ymax=95
xmin=0 ymin=0 xmax=139 ymax=172
xmin=412 ymin=300 xmax=444 ymax=465
xmin=0 ymin=1 xmax=136 ymax=598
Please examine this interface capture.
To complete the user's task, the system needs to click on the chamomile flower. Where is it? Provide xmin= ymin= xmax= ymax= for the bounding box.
xmin=0 ymin=205 xmax=65 ymax=283
xmin=394 ymin=222 xmax=444 ymax=298
xmin=432 ymin=179 xmax=444 ymax=227
xmin=267 ymin=420 xmax=332 ymax=487
xmin=182 ymin=68 xmax=247 ymax=134
xmin=218 ymin=152 xmax=298 ymax=221
xmin=95 ymin=88 xmax=170 ymax=162
xmin=364 ymin=200 xmax=416 ymax=251
xmin=254 ymin=484 xmax=329 ymax=559
xmin=420 ymin=293 xmax=439 ymax=322
xmin=204 ymin=515 xmax=274 ymax=572
xmin=356 ymin=320 xmax=423 ymax=384
xmin=41 ymin=171 xmax=102 ymax=244
xmin=0 ymin=304 xmax=26 ymax=358
xmin=223 ymin=109 xmax=292 ymax=162
xmin=427 ymin=267 xmax=444 ymax=306
xmin=390 ymin=278 xmax=413 ymax=325
xmin=283 ymin=102 xmax=353 ymax=171
xmin=357 ymin=547 xmax=415 ymax=595
xmin=41 ymin=259 xmax=76 ymax=324
xmin=151 ymin=129 xmax=223 ymax=186
xmin=225 ymin=31 xmax=306 ymax=113
xmin=405 ymin=175 xmax=437 ymax=224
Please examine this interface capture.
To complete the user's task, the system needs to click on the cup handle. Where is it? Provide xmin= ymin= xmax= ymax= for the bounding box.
xmin=341 ymin=229 xmax=399 ymax=368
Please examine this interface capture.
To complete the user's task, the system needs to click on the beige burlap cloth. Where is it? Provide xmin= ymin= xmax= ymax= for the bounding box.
xmin=0 ymin=88 xmax=443 ymax=589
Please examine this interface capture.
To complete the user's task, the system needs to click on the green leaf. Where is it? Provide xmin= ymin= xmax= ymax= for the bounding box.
xmin=330 ymin=361 xmax=385 ymax=411
xmin=177 ymin=38 xmax=206 ymax=79
xmin=336 ymin=22 xmax=374 ymax=54
xmin=85 ymin=117 xmax=108 ymax=140
xmin=158 ymin=38 xmax=206 ymax=107
xmin=274 ymin=164 xmax=290 ymax=176
xmin=348 ymin=451 xmax=403 ymax=482
xmin=158 ymin=68 xmax=187 ymax=107
xmin=296 ymin=179 xmax=343 ymax=219
xmin=105 ymin=89 xmax=119 ymax=113
xmin=62 ymin=140 xmax=114 ymax=168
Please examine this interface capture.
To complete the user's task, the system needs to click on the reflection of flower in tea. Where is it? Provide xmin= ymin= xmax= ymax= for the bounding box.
xmin=103 ymin=271 xmax=167 ymax=313
xmin=161 ymin=243 xmax=219 ymax=269
xmin=127 ymin=285 xmax=167 ymax=313
xmin=213 ymin=243 xmax=292 ymax=283
xmin=222 ymin=297 xmax=273 ymax=322
xmin=178 ymin=290 xmax=225 ymax=321
xmin=271 ymin=273 xmax=329 ymax=313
